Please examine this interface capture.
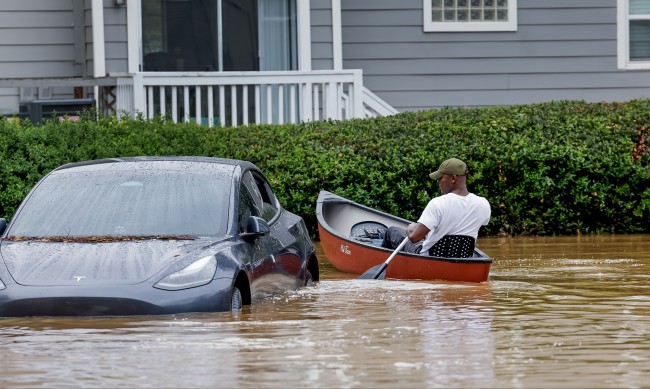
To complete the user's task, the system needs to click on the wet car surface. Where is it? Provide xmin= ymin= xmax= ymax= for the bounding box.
xmin=0 ymin=156 xmax=319 ymax=316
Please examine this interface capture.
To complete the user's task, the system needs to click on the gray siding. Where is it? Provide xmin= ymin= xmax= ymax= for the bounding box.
xmin=96 ymin=0 xmax=128 ymax=74
xmin=341 ymin=0 xmax=650 ymax=111
xmin=0 ymin=0 xmax=126 ymax=114
xmin=0 ymin=0 xmax=80 ymax=114
xmin=84 ymin=0 xmax=128 ymax=76
xmin=310 ymin=0 xmax=333 ymax=70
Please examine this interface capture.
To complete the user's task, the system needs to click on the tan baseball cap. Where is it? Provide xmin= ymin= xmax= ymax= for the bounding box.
xmin=429 ymin=158 xmax=468 ymax=180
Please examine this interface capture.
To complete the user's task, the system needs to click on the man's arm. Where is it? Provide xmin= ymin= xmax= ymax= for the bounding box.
xmin=406 ymin=222 xmax=430 ymax=243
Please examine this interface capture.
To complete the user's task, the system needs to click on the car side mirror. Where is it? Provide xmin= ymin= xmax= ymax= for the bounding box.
xmin=240 ymin=216 xmax=270 ymax=241
xmin=0 ymin=218 xmax=5 ymax=235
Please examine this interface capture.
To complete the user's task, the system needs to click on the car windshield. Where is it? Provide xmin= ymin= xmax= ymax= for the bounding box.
xmin=7 ymin=168 xmax=232 ymax=238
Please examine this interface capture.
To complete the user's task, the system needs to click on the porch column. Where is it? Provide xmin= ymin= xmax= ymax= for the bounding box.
xmin=297 ymin=0 xmax=312 ymax=71
xmin=332 ymin=0 xmax=342 ymax=70
xmin=127 ymin=0 xmax=142 ymax=73
xmin=91 ymin=0 xmax=106 ymax=77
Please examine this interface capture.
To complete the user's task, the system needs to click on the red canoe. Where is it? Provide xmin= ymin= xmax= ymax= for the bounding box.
xmin=316 ymin=190 xmax=492 ymax=282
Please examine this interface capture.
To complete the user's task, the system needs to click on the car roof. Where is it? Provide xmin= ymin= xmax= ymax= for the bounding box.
xmin=53 ymin=156 xmax=258 ymax=173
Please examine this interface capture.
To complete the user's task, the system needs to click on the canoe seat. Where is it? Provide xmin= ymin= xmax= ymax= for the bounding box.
xmin=428 ymin=235 xmax=475 ymax=258
xmin=349 ymin=221 xmax=387 ymax=246
xmin=350 ymin=221 xmax=387 ymax=240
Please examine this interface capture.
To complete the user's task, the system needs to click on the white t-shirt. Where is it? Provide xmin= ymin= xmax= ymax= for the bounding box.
xmin=417 ymin=193 xmax=491 ymax=253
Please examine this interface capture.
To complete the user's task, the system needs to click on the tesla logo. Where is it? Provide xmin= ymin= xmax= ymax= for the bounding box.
xmin=73 ymin=276 xmax=86 ymax=282
xmin=340 ymin=245 xmax=351 ymax=255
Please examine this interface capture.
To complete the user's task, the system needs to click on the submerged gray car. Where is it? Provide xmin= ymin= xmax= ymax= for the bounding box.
xmin=0 ymin=156 xmax=319 ymax=316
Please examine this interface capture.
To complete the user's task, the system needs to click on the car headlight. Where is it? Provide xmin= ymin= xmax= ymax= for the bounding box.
xmin=0 ymin=278 xmax=5 ymax=291
xmin=154 ymin=256 xmax=217 ymax=291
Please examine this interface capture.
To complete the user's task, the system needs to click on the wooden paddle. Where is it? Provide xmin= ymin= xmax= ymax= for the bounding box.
xmin=358 ymin=238 xmax=409 ymax=280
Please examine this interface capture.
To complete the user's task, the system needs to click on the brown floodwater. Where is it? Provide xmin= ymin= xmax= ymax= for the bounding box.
xmin=1 ymin=235 xmax=649 ymax=388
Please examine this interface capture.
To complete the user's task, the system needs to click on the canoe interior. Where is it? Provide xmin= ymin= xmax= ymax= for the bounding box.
xmin=321 ymin=200 xmax=408 ymax=238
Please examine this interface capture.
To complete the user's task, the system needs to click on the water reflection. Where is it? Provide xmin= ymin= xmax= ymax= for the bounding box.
xmin=0 ymin=235 xmax=649 ymax=388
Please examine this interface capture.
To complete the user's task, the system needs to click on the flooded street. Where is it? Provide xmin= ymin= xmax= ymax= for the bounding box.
xmin=1 ymin=234 xmax=650 ymax=388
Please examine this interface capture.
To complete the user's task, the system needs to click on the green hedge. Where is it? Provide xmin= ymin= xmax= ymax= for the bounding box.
xmin=0 ymin=99 xmax=649 ymax=238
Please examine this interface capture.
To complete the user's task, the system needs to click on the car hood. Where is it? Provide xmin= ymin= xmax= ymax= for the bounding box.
xmin=0 ymin=237 xmax=226 ymax=286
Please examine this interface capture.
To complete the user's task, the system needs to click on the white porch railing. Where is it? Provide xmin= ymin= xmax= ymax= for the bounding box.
xmin=362 ymin=87 xmax=400 ymax=117
xmin=115 ymin=69 xmax=369 ymax=127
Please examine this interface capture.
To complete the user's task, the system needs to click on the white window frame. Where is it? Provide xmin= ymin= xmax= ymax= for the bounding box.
xmin=423 ymin=0 xmax=517 ymax=32
xmin=617 ymin=0 xmax=650 ymax=70
xmin=127 ymin=0 xmax=311 ymax=73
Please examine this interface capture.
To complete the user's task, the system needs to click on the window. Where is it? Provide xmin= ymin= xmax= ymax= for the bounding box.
xmin=142 ymin=0 xmax=297 ymax=72
xmin=423 ymin=0 xmax=517 ymax=32
xmin=239 ymin=171 xmax=279 ymax=228
xmin=239 ymin=172 xmax=262 ymax=231
xmin=141 ymin=0 xmax=298 ymax=124
xmin=256 ymin=178 xmax=279 ymax=222
xmin=248 ymin=172 xmax=280 ymax=222
xmin=618 ymin=0 xmax=650 ymax=69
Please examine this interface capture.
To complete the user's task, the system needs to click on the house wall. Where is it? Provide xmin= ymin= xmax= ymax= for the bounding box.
xmin=83 ymin=0 xmax=128 ymax=76
xmin=341 ymin=0 xmax=650 ymax=111
xmin=0 ymin=1 xmax=333 ymax=75
xmin=93 ymin=0 xmax=128 ymax=74
xmin=0 ymin=0 xmax=84 ymax=114
xmin=1 ymin=0 xmax=334 ymax=115
xmin=5 ymin=0 xmax=648 ymax=116
xmin=0 ymin=0 xmax=127 ymax=115
xmin=310 ymin=0 xmax=334 ymax=70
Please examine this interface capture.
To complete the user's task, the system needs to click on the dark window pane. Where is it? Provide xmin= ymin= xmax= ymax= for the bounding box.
xmin=630 ymin=20 xmax=650 ymax=60
xmin=444 ymin=10 xmax=456 ymax=21
xmin=223 ymin=0 xmax=259 ymax=71
xmin=142 ymin=0 xmax=263 ymax=72
xmin=142 ymin=0 xmax=218 ymax=71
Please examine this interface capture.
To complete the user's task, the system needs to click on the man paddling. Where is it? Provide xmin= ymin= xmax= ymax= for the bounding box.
xmin=381 ymin=158 xmax=491 ymax=255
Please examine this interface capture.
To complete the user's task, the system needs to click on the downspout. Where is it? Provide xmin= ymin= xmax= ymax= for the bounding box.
xmin=616 ymin=0 xmax=628 ymax=70
xmin=72 ymin=0 xmax=86 ymax=76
